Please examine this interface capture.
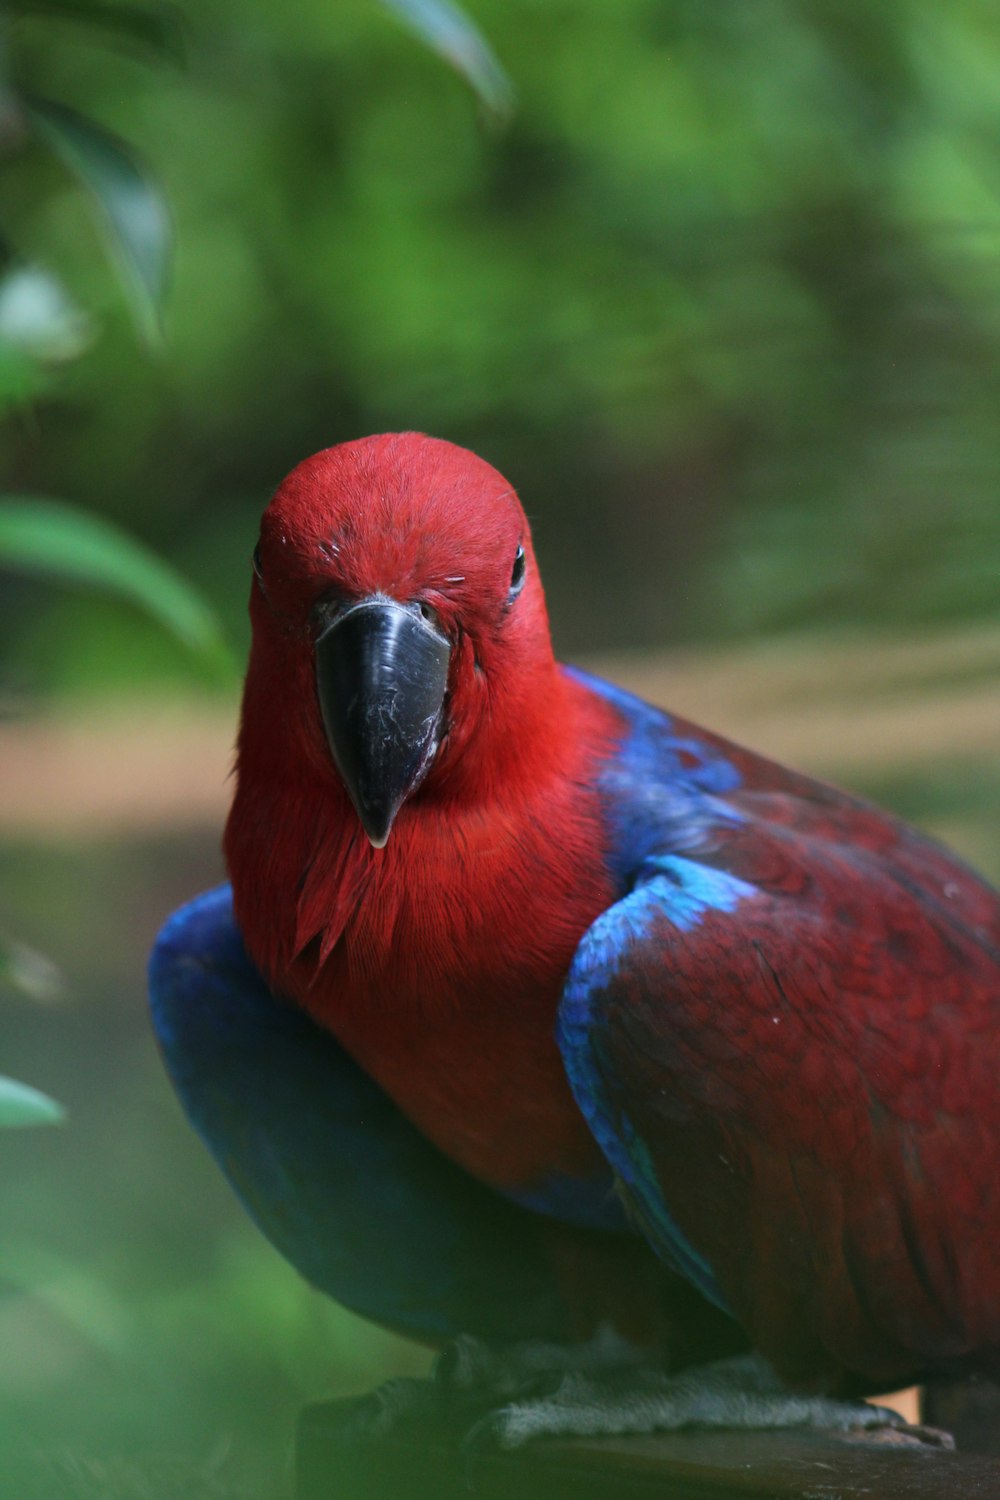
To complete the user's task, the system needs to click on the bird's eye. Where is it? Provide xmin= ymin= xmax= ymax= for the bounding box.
xmin=508 ymin=544 xmax=526 ymax=602
xmin=252 ymin=544 xmax=264 ymax=586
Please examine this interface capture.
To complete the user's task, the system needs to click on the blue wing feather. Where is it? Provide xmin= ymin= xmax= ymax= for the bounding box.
xmin=558 ymin=866 xmax=749 ymax=1315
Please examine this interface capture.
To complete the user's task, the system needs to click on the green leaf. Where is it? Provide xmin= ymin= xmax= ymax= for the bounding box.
xmin=25 ymin=95 xmax=171 ymax=341
xmin=379 ymin=0 xmax=513 ymax=122
xmin=0 ymin=1074 xmax=64 ymax=1128
xmin=9 ymin=0 xmax=185 ymax=66
xmin=0 ymin=497 xmax=234 ymax=678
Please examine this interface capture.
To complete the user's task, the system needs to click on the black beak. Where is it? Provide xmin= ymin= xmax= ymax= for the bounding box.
xmin=314 ymin=597 xmax=451 ymax=848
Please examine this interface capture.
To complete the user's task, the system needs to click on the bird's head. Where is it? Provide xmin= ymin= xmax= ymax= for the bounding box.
xmin=242 ymin=432 xmax=556 ymax=848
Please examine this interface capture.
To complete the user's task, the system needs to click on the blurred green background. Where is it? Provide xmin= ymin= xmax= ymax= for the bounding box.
xmin=2 ymin=0 xmax=1000 ymax=1493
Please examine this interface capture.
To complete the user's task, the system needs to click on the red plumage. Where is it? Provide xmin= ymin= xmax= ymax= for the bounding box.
xmin=225 ymin=431 xmax=1000 ymax=1393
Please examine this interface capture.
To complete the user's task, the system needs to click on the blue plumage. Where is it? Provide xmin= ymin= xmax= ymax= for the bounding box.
xmin=557 ymin=874 xmax=735 ymax=1314
xmin=567 ymin=668 xmax=746 ymax=890
xmin=149 ymin=887 xmax=575 ymax=1345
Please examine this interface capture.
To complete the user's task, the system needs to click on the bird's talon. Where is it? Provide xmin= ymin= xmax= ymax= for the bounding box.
xmin=907 ymin=1423 xmax=955 ymax=1449
xmin=846 ymin=1420 xmax=955 ymax=1451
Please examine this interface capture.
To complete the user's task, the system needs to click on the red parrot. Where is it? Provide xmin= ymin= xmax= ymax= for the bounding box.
xmin=150 ymin=432 xmax=1000 ymax=1446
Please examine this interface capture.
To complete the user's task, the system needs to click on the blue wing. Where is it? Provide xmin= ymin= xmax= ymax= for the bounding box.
xmin=149 ymin=885 xmax=571 ymax=1345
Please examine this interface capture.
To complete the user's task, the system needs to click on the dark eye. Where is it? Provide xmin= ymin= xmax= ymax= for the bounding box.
xmin=252 ymin=544 xmax=265 ymax=587
xmin=508 ymin=544 xmax=526 ymax=602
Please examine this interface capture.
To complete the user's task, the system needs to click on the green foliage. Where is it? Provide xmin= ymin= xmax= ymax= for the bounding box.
xmin=380 ymin=0 xmax=512 ymax=121
xmin=9 ymin=0 xmax=185 ymax=66
xmin=0 ymin=0 xmax=215 ymax=1142
xmin=0 ymin=922 xmax=65 ymax=1129
xmin=1 ymin=1 xmax=176 ymax=343
xmin=0 ymin=0 xmax=222 ymax=685
xmin=0 ymin=1070 xmax=64 ymax=1126
xmin=0 ymin=497 xmax=234 ymax=674
xmin=26 ymin=94 xmax=172 ymax=342
xmin=1 ymin=0 xmax=997 ymax=681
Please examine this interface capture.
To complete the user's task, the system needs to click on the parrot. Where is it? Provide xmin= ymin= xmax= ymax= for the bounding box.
xmin=149 ymin=432 xmax=1000 ymax=1447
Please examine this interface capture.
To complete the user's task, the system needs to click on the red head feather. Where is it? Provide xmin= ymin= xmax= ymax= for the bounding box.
xmin=226 ymin=433 xmax=616 ymax=972
xmin=242 ymin=433 xmax=558 ymax=798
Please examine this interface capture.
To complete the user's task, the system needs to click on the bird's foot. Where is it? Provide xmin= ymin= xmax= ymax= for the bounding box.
xmin=329 ymin=1326 xmax=645 ymax=1442
xmin=456 ymin=1351 xmax=955 ymax=1452
xmin=327 ymin=1341 xmax=953 ymax=1455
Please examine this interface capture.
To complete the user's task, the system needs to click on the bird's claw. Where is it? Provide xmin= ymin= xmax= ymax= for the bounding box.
xmin=842 ymin=1418 xmax=955 ymax=1450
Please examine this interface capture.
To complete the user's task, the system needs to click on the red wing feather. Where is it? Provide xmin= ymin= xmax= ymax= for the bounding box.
xmin=577 ymin=797 xmax=1000 ymax=1391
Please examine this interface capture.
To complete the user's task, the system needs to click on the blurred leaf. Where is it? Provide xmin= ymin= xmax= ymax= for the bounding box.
xmin=0 ymin=498 xmax=234 ymax=677
xmin=0 ymin=342 xmax=50 ymax=413
xmin=1 ymin=1242 xmax=128 ymax=1350
xmin=9 ymin=0 xmax=185 ymax=65
xmin=379 ymin=0 xmax=513 ymax=122
xmin=0 ymin=937 xmax=65 ymax=1003
xmin=0 ymin=1074 xmax=64 ymax=1127
xmin=0 ymin=266 xmax=93 ymax=365
xmin=25 ymin=95 xmax=171 ymax=341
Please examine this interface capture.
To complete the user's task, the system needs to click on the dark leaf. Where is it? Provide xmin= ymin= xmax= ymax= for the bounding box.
xmin=10 ymin=0 xmax=185 ymax=66
xmin=25 ymin=95 xmax=171 ymax=340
